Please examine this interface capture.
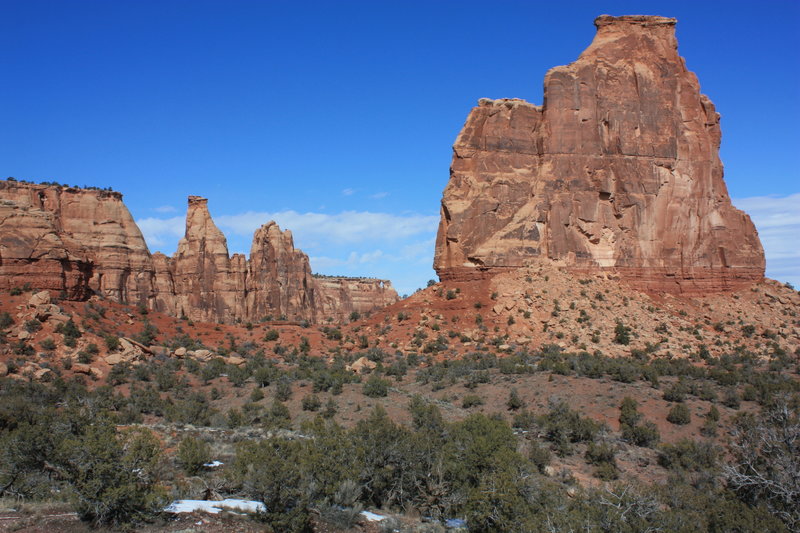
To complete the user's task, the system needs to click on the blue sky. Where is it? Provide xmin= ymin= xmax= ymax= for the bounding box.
xmin=2 ymin=0 xmax=798 ymax=294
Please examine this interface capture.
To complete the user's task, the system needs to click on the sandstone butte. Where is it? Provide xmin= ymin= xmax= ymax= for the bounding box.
xmin=0 ymin=182 xmax=398 ymax=323
xmin=434 ymin=15 xmax=765 ymax=294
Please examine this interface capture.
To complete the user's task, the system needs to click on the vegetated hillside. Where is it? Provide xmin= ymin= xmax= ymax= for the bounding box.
xmin=0 ymin=267 xmax=797 ymax=532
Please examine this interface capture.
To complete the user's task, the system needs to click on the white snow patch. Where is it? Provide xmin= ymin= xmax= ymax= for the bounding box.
xmin=203 ymin=460 xmax=224 ymax=468
xmin=165 ymin=499 xmax=265 ymax=515
xmin=360 ymin=510 xmax=386 ymax=522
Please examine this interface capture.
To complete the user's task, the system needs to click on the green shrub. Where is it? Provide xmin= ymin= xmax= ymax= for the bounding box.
xmin=363 ymin=375 xmax=390 ymax=398
xmin=264 ymin=329 xmax=279 ymax=342
xmin=506 ymin=388 xmax=525 ymax=411
xmin=667 ymin=403 xmax=691 ymax=425
xmin=462 ymin=394 xmax=484 ymax=408
xmin=613 ymin=321 xmax=631 ymax=345
xmin=177 ymin=435 xmax=211 ymax=475
xmin=104 ymin=335 xmax=120 ymax=351
xmin=662 ymin=381 xmax=688 ymax=402
xmin=0 ymin=311 xmax=14 ymax=329
xmin=302 ymin=393 xmax=322 ymax=411
xmin=658 ymin=438 xmax=718 ymax=471
xmin=40 ymin=337 xmax=57 ymax=351
xmin=57 ymin=424 xmax=166 ymax=525
xmin=24 ymin=319 xmax=42 ymax=333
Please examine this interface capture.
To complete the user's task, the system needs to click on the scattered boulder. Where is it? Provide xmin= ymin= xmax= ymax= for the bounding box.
xmin=346 ymin=356 xmax=377 ymax=374
xmin=28 ymin=290 xmax=51 ymax=307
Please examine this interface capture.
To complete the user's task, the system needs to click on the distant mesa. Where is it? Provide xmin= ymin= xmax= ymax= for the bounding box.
xmin=0 ymin=180 xmax=398 ymax=323
xmin=434 ymin=15 xmax=765 ymax=294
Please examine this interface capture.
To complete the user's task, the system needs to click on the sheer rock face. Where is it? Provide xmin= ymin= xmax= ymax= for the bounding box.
xmin=0 ymin=181 xmax=155 ymax=301
xmin=434 ymin=15 xmax=765 ymax=294
xmin=316 ymin=276 xmax=400 ymax=322
xmin=0 ymin=182 xmax=397 ymax=322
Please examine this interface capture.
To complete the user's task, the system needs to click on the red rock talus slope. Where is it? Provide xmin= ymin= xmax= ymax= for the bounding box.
xmin=0 ymin=182 xmax=397 ymax=322
xmin=434 ymin=15 xmax=765 ymax=294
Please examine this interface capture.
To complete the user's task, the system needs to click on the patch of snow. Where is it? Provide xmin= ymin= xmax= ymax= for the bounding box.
xmin=165 ymin=499 xmax=265 ymax=515
xmin=360 ymin=510 xmax=385 ymax=522
xmin=203 ymin=460 xmax=224 ymax=468
xmin=446 ymin=518 xmax=467 ymax=528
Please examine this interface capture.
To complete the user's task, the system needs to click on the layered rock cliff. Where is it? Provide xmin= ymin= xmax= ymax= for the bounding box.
xmin=0 ymin=181 xmax=397 ymax=322
xmin=0 ymin=180 xmax=155 ymax=301
xmin=434 ymin=15 xmax=765 ymax=293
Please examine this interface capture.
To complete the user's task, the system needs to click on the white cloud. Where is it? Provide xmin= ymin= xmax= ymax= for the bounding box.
xmin=153 ymin=205 xmax=177 ymax=213
xmin=136 ymin=215 xmax=184 ymax=250
xmin=370 ymin=192 xmax=388 ymax=199
xmin=734 ymin=193 xmax=800 ymax=286
xmin=214 ymin=210 xmax=438 ymax=245
xmin=341 ymin=188 xmax=355 ymax=196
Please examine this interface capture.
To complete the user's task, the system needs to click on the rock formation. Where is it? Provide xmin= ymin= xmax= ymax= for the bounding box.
xmin=0 ymin=180 xmax=155 ymax=301
xmin=0 ymin=180 xmax=398 ymax=322
xmin=434 ymin=15 xmax=765 ymax=293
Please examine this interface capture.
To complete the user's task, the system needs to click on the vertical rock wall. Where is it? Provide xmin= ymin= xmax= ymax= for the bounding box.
xmin=434 ymin=15 xmax=765 ymax=293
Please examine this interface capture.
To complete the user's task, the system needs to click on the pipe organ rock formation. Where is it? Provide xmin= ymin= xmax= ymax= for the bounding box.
xmin=0 ymin=180 xmax=397 ymax=322
xmin=434 ymin=15 xmax=765 ymax=293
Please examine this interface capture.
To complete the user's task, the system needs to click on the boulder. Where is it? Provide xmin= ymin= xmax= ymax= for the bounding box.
xmin=346 ymin=356 xmax=377 ymax=374
xmin=28 ymin=290 xmax=51 ymax=307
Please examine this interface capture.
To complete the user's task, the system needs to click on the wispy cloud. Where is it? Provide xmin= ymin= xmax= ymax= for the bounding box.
xmin=214 ymin=210 xmax=438 ymax=245
xmin=370 ymin=192 xmax=388 ymax=199
xmin=734 ymin=193 xmax=800 ymax=286
xmin=341 ymin=188 xmax=355 ymax=196
xmin=136 ymin=215 xmax=184 ymax=249
xmin=153 ymin=205 xmax=176 ymax=213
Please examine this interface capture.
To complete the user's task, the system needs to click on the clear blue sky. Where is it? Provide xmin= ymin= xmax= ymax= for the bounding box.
xmin=2 ymin=0 xmax=799 ymax=294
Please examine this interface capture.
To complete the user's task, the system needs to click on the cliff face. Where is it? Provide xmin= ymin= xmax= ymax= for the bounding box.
xmin=316 ymin=276 xmax=400 ymax=322
xmin=0 ymin=181 xmax=155 ymax=302
xmin=434 ymin=15 xmax=765 ymax=293
xmin=0 ymin=182 xmax=398 ymax=322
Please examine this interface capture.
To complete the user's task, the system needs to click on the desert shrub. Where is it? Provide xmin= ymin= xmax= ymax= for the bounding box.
xmin=723 ymin=387 xmax=741 ymax=409
xmin=538 ymin=399 xmax=600 ymax=455
xmin=56 ymin=423 xmax=166 ymax=525
xmin=56 ymin=319 xmax=82 ymax=342
xmin=614 ymin=321 xmax=632 ymax=345
xmin=302 ymin=393 xmax=322 ymax=412
xmin=528 ymin=440 xmax=551 ymax=473
xmin=104 ymin=334 xmax=120 ymax=351
xmin=506 ymin=388 xmax=525 ymax=410
xmin=658 ymin=438 xmax=718 ymax=472
xmin=24 ymin=319 xmax=42 ymax=333
xmin=40 ymin=337 xmax=56 ymax=351
xmin=0 ymin=311 xmax=14 ymax=329
xmin=177 ymin=435 xmax=211 ymax=475
xmin=229 ymin=438 xmax=310 ymax=531
xmin=276 ymin=379 xmax=293 ymax=401
xmin=264 ymin=329 xmax=279 ymax=341
xmin=462 ymin=394 xmax=483 ymax=408
xmin=667 ymin=403 xmax=691 ymax=425
xmin=724 ymin=401 xmax=800 ymax=530
xmin=263 ymin=400 xmax=292 ymax=430
xmin=132 ymin=320 xmax=158 ymax=346
xmin=663 ymin=380 xmax=688 ymax=402
xmin=363 ymin=375 xmax=390 ymax=398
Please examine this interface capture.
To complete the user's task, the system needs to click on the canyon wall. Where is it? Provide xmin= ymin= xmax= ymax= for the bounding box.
xmin=0 ymin=181 xmax=397 ymax=322
xmin=434 ymin=15 xmax=765 ymax=293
